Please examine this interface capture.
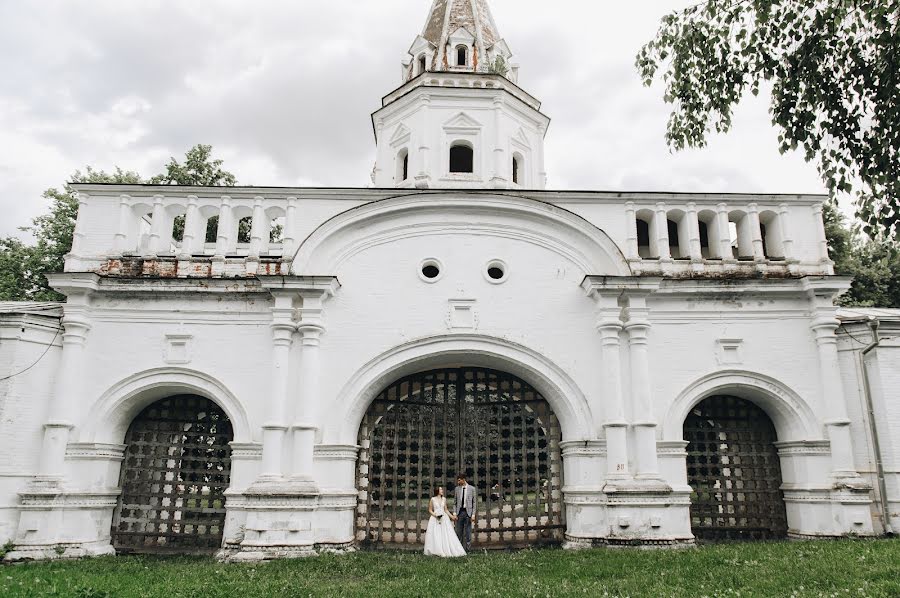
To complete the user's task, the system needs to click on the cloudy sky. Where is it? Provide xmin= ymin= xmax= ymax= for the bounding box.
xmin=0 ymin=0 xmax=827 ymax=239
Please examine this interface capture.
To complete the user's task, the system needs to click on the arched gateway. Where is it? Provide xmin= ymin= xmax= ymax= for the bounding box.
xmin=355 ymin=367 xmax=565 ymax=549
xmin=111 ymin=395 xmax=234 ymax=554
xmin=684 ymin=396 xmax=788 ymax=541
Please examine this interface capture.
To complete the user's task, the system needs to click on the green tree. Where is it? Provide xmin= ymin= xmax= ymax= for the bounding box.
xmin=149 ymin=144 xmax=237 ymax=187
xmin=824 ymin=203 xmax=900 ymax=308
xmin=0 ymin=167 xmax=142 ymax=301
xmin=0 ymin=145 xmax=237 ymax=302
xmin=637 ymin=0 xmax=899 ymax=240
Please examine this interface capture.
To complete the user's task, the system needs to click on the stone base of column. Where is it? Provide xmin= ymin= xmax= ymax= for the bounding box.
xmin=4 ymin=488 xmax=120 ymax=563
xmin=782 ymin=484 xmax=875 ymax=537
xmin=222 ymin=489 xmax=357 ymax=563
xmin=563 ymin=484 xmax=693 ymax=549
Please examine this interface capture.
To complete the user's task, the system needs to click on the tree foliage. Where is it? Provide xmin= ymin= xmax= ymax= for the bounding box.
xmin=824 ymin=203 xmax=900 ymax=307
xmin=149 ymin=144 xmax=237 ymax=187
xmin=0 ymin=145 xmax=235 ymax=302
xmin=637 ymin=0 xmax=900 ymax=240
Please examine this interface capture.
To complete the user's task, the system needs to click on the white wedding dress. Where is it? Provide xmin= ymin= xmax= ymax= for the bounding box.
xmin=423 ymin=497 xmax=467 ymax=557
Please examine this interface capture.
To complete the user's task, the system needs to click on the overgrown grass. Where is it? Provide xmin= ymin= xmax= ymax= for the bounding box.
xmin=1 ymin=539 xmax=897 ymax=597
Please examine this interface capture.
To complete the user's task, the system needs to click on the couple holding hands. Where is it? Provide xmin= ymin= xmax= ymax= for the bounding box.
xmin=423 ymin=473 xmax=476 ymax=558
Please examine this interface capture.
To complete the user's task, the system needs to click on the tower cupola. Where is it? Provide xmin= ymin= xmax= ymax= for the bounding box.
xmin=372 ymin=0 xmax=550 ymax=190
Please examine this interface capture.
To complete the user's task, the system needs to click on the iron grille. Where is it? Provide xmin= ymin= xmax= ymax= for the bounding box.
xmin=684 ymin=395 xmax=788 ymax=541
xmin=356 ymin=367 xmax=565 ymax=549
xmin=111 ymin=395 xmax=233 ymax=554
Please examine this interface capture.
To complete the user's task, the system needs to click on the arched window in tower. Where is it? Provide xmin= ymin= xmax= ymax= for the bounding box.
xmin=397 ymin=148 xmax=409 ymax=182
xmin=456 ymin=45 xmax=468 ymax=67
xmin=418 ymin=54 xmax=427 ymax=75
xmin=512 ymin=153 xmax=523 ymax=185
xmin=449 ymin=142 xmax=474 ymax=174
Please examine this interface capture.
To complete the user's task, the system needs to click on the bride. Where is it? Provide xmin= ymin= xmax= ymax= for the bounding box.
xmin=423 ymin=486 xmax=467 ymax=557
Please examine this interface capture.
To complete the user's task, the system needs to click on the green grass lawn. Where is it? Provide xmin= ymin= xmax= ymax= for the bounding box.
xmin=1 ymin=539 xmax=898 ymax=598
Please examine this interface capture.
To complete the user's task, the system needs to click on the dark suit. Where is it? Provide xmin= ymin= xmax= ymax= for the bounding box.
xmin=454 ymin=483 xmax=476 ymax=551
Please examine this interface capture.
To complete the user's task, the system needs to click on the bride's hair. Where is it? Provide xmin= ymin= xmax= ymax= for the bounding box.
xmin=432 ymin=486 xmax=442 ymax=497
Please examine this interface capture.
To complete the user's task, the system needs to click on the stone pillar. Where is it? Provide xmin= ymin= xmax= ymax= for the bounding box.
xmin=491 ymin=95 xmax=507 ymax=188
xmin=748 ymin=203 xmax=766 ymax=261
xmin=716 ymin=202 xmax=733 ymax=261
xmin=69 ymin=193 xmax=90 ymax=259
xmin=214 ymin=197 xmax=233 ymax=259
xmin=592 ymin=291 xmax=629 ymax=482
xmin=536 ymin=123 xmax=548 ymax=189
xmin=248 ymin=197 xmax=266 ymax=259
xmin=624 ymin=294 xmax=662 ymax=482
xmin=30 ymin=276 xmax=98 ymax=486
xmin=624 ymin=202 xmax=639 ymax=261
xmin=113 ymin=194 xmax=131 ymax=255
xmin=179 ymin=195 xmax=200 ymax=259
xmin=812 ymin=203 xmax=834 ymax=271
xmin=778 ymin=203 xmax=796 ymax=262
xmin=290 ymin=290 xmax=330 ymax=490
xmin=257 ymin=292 xmax=295 ymax=482
xmin=281 ymin=197 xmax=298 ymax=267
xmin=144 ymin=195 xmax=166 ymax=257
xmin=686 ymin=202 xmax=703 ymax=262
xmin=415 ymin=99 xmax=432 ymax=189
xmin=810 ymin=311 xmax=859 ymax=480
xmin=654 ymin=202 xmax=671 ymax=261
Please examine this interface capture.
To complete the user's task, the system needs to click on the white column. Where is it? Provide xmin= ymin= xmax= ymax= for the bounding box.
xmin=624 ymin=294 xmax=661 ymax=480
xmin=281 ymin=197 xmax=298 ymax=264
xmin=491 ymin=95 xmax=506 ymax=188
xmin=778 ymin=203 xmax=796 ymax=262
xmin=144 ymin=195 xmax=166 ymax=257
xmin=36 ymin=294 xmax=93 ymax=482
xmin=810 ymin=310 xmax=859 ymax=480
xmin=290 ymin=290 xmax=330 ymax=490
xmin=624 ymin=202 xmax=639 ymax=260
xmin=593 ymin=292 xmax=629 ymax=481
xmin=716 ymin=202 xmax=733 ymax=261
xmin=654 ymin=202 xmax=671 ymax=261
xmin=258 ymin=293 xmax=295 ymax=481
xmin=113 ymin=195 xmax=131 ymax=255
xmin=748 ymin=203 xmax=766 ymax=261
xmin=214 ymin=197 xmax=233 ymax=258
xmin=179 ymin=195 xmax=200 ymax=259
xmin=812 ymin=203 xmax=833 ymax=266
xmin=415 ymin=98 xmax=433 ymax=189
xmin=686 ymin=202 xmax=703 ymax=261
xmin=248 ymin=197 xmax=266 ymax=259
xmin=536 ymin=123 xmax=548 ymax=189
xmin=69 ymin=193 xmax=90 ymax=258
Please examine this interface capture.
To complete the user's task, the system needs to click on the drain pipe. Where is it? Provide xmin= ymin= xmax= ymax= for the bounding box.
xmin=859 ymin=317 xmax=895 ymax=536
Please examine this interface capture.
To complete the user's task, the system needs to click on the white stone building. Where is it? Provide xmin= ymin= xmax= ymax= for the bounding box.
xmin=1 ymin=0 xmax=898 ymax=561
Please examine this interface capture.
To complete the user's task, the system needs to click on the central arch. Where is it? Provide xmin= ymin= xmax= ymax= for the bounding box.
xmin=356 ymin=367 xmax=565 ymax=549
xmin=329 ymin=334 xmax=595 ymax=446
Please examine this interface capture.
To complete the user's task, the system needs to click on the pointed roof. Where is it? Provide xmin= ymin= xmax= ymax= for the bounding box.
xmin=423 ymin=0 xmax=500 ymax=48
xmin=419 ymin=0 xmax=503 ymax=71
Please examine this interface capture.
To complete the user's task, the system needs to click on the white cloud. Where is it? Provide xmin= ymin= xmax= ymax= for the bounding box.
xmin=0 ymin=0 xmax=830 ymax=238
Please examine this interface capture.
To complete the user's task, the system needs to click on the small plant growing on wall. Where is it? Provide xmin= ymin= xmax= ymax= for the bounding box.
xmin=487 ymin=55 xmax=509 ymax=78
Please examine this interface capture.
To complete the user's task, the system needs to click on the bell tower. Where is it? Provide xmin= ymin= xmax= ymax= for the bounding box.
xmin=371 ymin=0 xmax=550 ymax=190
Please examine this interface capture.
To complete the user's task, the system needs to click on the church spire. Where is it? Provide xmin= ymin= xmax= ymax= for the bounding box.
xmin=405 ymin=0 xmax=516 ymax=82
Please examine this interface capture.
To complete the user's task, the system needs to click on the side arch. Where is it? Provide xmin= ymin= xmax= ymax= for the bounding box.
xmin=290 ymin=193 xmax=632 ymax=276
xmin=663 ymin=369 xmax=821 ymax=441
xmin=327 ymin=334 xmax=595 ymax=445
xmin=80 ymin=367 xmax=254 ymax=445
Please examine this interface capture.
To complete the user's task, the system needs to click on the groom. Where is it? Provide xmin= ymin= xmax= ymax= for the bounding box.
xmin=453 ymin=473 xmax=476 ymax=552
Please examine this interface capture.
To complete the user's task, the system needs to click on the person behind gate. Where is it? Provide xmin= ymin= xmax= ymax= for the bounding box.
xmin=454 ymin=473 xmax=476 ymax=552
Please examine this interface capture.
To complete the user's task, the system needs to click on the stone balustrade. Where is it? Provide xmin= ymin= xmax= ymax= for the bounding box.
xmin=65 ymin=186 xmax=833 ymax=279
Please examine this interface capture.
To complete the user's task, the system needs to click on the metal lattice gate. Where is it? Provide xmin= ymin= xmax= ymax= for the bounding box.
xmin=356 ymin=368 xmax=565 ymax=549
xmin=111 ymin=395 xmax=233 ymax=554
xmin=684 ymin=396 xmax=788 ymax=541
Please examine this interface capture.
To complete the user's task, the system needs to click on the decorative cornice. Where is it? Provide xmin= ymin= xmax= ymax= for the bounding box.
xmin=314 ymin=445 xmax=361 ymax=461
xmin=65 ymin=443 xmax=127 ymax=461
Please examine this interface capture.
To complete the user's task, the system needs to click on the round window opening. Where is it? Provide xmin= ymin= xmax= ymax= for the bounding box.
xmin=484 ymin=260 xmax=509 ymax=284
xmin=419 ymin=259 xmax=443 ymax=283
